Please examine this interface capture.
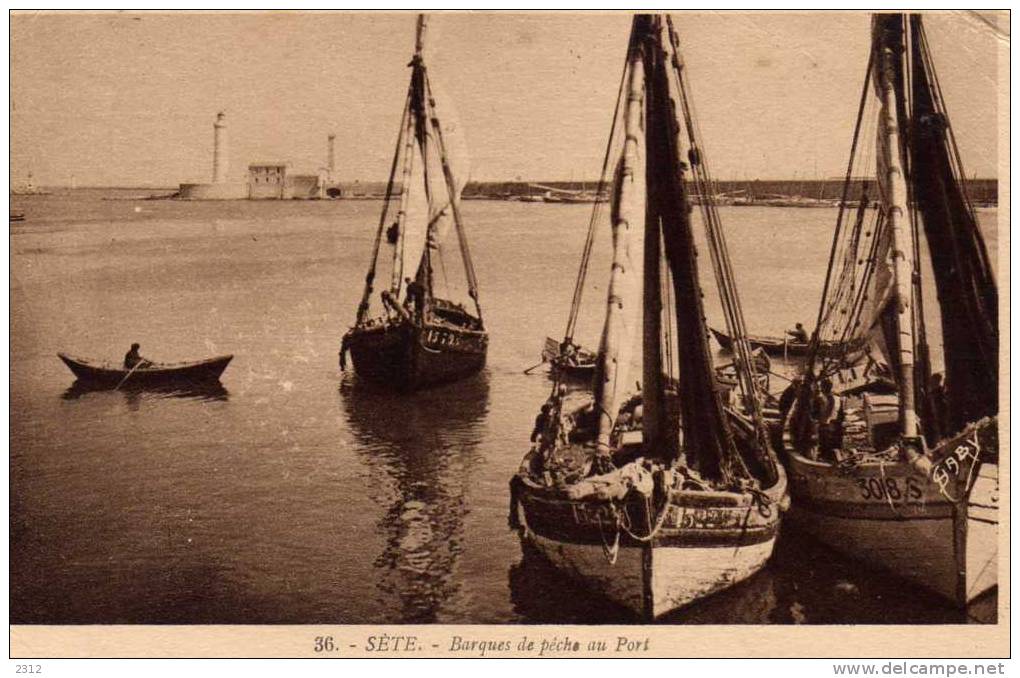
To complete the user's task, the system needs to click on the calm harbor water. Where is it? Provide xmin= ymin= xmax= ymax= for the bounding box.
xmin=10 ymin=189 xmax=997 ymax=624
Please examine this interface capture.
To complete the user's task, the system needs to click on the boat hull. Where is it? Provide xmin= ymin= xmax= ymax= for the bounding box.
xmin=345 ymin=317 xmax=487 ymax=391
xmin=516 ymin=466 xmax=786 ymax=619
xmin=783 ymin=419 xmax=997 ymax=607
xmin=710 ymin=327 xmax=854 ymax=358
xmin=58 ymin=353 xmax=232 ymax=388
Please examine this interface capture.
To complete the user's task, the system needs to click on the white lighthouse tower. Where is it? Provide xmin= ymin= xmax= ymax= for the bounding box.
xmin=327 ymin=133 xmax=336 ymax=180
xmin=178 ymin=111 xmax=245 ymax=199
xmin=212 ymin=112 xmax=228 ymax=183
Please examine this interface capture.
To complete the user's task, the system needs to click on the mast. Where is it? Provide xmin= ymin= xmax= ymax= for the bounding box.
xmin=646 ymin=15 xmax=745 ymax=480
xmin=874 ymin=17 xmax=919 ymax=440
xmin=665 ymin=15 xmax=764 ymax=436
xmin=595 ymin=33 xmax=645 ymax=456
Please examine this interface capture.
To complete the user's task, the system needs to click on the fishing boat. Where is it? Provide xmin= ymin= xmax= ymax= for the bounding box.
xmin=340 ymin=15 xmax=487 ymax=391
xmin=710 ymin=326 xmax=860 ymax=358
xmin=783 ymin=14 xmax=998 ymax=609
xmin=510 ymin=15 xmax=787 ymax=619
xmin=58 ymin=353 xmax=232 ymax=388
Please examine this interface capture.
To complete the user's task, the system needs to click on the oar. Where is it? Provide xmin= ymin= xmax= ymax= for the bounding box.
xmin=523 ymin=359 xmax=547 ymax=375
xmin=767 ymin=367 xmax=793 ymax=383
xmin=115 ymin=359 xmax=148 ymax=390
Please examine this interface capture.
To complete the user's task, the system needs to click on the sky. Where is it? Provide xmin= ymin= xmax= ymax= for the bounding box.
xmin=10 ymin=11 xmax=1003 ymax=187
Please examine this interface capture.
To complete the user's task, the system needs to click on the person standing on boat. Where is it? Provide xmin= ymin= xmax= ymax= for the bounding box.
xmin=789 ymin=372 xmax=818 ymax=457
xmin=787 ymin=322 xmax=809 ymax=344
xmin=559 ymin=340 xmax=579 ymax=366
xmin=531 ymin=403 xmax=553 ymax=448
xmin=123 ymin=343 xmax=152 ymax=370
xmin=815 ymin=378 xmax=844 ymax=461
xmin=404 ymin=277 xmax=426 ymax=321
xmin=778 ymin=376 xmax=802 ymax=424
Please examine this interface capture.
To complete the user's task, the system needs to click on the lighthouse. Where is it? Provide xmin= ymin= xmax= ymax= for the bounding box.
xmin=177 ymin=111 xmax=245 ymax=199
xmin=212 ymin=112 xmax=228 ymax=183
xmin=327 ymin=133 xmax=336 ymax=179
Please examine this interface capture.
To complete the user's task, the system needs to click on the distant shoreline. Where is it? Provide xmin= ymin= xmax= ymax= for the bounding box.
xmin=12 ymin=178 xmax=999 ymax=207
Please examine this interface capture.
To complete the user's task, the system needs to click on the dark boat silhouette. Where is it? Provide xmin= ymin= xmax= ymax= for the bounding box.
xmin=58 ymin=353 xmax=232 ymax=389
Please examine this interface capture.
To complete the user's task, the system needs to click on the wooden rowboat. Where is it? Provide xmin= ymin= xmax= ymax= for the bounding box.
xmin=710 ymin=327 xmax=857 ymax=358
xmin=541 ymin=336 xmax=597 ymax=380
xmin=58 ymin=353 xmax=232 ymax=388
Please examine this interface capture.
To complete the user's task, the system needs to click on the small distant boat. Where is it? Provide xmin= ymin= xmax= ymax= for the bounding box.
xmin=58 ymin=353 xmax=232 ymax=388
xmin=710 ymin=327 xmax=856 ymax=358
xmin=541 ymin=336 xmax=597 ymax=380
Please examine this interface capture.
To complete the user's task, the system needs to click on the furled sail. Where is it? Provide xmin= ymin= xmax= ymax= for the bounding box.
xmin=594 ymin=50 xmax=646 ymax=455
xmin=869 ymin=14 xmax=917 ymax=410
xmin=907 ymin=15 xmax=998 ymax=431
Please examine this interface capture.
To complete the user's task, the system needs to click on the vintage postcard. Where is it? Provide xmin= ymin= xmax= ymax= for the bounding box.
xmin=8 ymin=9 xmax=1009 ymax=662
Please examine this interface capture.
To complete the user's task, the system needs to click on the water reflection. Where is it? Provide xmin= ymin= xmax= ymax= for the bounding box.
xmin=339 ymin=372 xmax=490 ymax=622
xmin=62 ymin=380 xmax=230 ymax=403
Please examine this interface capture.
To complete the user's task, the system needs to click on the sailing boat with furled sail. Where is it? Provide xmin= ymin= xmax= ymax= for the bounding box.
xmin=340 ymin=14 xmax=486 ymax=391
xmin=784 ymin=14 xmax=998 ymax=608
xmin=510 ymin=14 xmax=787 ymax=619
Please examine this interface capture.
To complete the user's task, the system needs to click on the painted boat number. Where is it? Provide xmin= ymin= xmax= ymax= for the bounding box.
xmin=570 ymin=504 xmax=747 ymax=530
xmin=854 ymin=475 xmax=923 ymax=502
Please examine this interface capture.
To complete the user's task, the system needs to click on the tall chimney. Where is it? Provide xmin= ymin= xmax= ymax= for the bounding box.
xmin=212 ymin=112 xmax=228 ymax=183
xmin=327 ymin=133 xmax=336 ymax=176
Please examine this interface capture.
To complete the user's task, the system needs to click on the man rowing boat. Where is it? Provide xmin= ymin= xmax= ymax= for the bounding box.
xmin=787 ymin=322 xmax=809 ymax=343
xmin=123 ymin=343 xmax=153 ymax=370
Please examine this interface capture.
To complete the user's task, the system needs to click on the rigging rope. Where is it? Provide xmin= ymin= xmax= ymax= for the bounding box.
xmin=665 ymin=16 xmax=765 ymax=443
xmin=563 ymin=49 xmax=631 ymax=346
xmin=808 ymin=46 xmax=876 ymax=374
xmin=356 ymin=91 xmax=412 ymax=325
xmin=423 ymin=72 xmax=483 ymax=322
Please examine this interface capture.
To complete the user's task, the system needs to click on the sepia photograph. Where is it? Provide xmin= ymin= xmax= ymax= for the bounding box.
xmin=8 ymin=8 xmax=1006 ymax=660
